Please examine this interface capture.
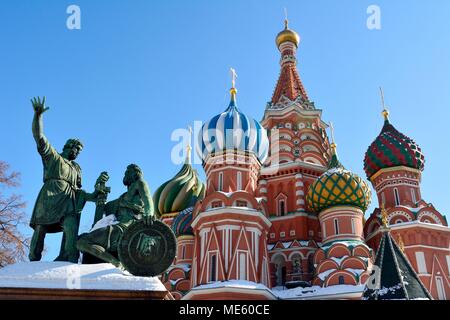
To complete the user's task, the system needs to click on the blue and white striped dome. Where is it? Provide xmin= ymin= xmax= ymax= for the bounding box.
xmin=197 ymin=94 xmax=269 ymax=163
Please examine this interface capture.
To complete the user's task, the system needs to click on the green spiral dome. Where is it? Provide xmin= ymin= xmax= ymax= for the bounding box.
xmin=153 ymin=159 xmax=205 ymax=218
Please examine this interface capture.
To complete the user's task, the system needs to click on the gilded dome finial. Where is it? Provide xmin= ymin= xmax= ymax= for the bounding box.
xmin=380 ymin=203 xmax=390 ymax=229
xmin=275 ymin=12 xmax=300 ymax=48
xmin=380 ymin=87 xmax=390 ymax=122
xmin=229 ymin=67 xmax=238 ymax=103
xmin=329 ymin=121 xmax=337 ymax=154
xmin=327 ymin=122 xmax=343 ymax=169
xmin=397 ymin=234 xmax=405 ymax=253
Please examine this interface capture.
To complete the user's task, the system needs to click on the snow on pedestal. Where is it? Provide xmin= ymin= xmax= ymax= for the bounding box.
xmin=0 ymin=262 xmax=166 ymax=292
xmin=272 ymin=284 xmax=365 ymax=300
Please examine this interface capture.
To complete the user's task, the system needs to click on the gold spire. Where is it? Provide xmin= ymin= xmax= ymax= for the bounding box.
xmin=329 ymin=121 xmax=337 ymax=154
xmin=380 ymin=203 xmax=389 ymax=228
xmin=380 ymin=87 xmax=390 ymax=121
xmin=229 ymin=67 xmax=237 ymax=102
xmin=397 ymin=234 xmax=405 ymax=253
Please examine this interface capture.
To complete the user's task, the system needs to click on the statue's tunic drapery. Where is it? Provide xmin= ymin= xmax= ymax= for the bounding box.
xmin=30 ymin=137 xmax=82 ymax=232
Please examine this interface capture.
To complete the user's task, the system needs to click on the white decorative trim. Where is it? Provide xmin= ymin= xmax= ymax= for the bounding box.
xmin=269 ymin=213 xmax=318 ymax=221
xmin=405 ymin=244 xmax=450 ymax=251
xmin=192 ymin=208 xmax=271 ymax=228
xmin=390 ymin=221 xmax=449 ymax=232
xmin=216 ymin=225 xmax=241 ymax=231
xmin=417 ymin=211 xmax=443 ymax=225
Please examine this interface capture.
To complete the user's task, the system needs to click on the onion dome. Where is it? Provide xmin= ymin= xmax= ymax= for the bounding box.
xmin=153 ymin=149 xmax=205 ymax=218
xmin=364 ymin=109 xmax=425 ymax=179
xmin=172 ymin=207 xmax=194 ymax=237
xmin=198 ymin=71 xmax=269 ymax=163
xmin=276 ymin=19 xmax=300 ymax=48
xmin=307 ymin=143 xmax=372 ymax=213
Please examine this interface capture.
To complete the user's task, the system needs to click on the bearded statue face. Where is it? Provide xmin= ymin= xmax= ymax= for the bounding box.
xmin=63 ymin=139 xmax=83 ymax=160
xmin=67 ymin=145 xmax=82 ymax=160
xmin=123 ymin=164 xmax=142 ymax=186
xmin=123 ymin=168 xmax=133 ymax=186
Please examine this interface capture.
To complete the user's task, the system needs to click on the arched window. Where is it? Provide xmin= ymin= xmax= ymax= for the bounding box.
xmin=292 ymin=255 xmax=302 ymax=274
xmin=334 ymin=218 xmax=339 ymax=235
xmin=209 ymin=254 xmax=217 ymax=282
xmin=308 ymin=255 xmax=314 ymax=273
xmin=411 ymin=188 xmax=416 ymax=204
xmin=338 ymin=275 xmax=345 ymax=285
xmin=218 ymin=172 xmax=223 ymax=192
xmin=394 ymin=188 xmax=400 ymax=206
xmin=351 ymin=218 xmax=356 ymax=234
xmin=237 ymin=171 xmax=242 ymax=190
xmin=239 ymin=252 xmax=247 ymax=280
xmin=279 ymin=200 xmax=286 ymax=216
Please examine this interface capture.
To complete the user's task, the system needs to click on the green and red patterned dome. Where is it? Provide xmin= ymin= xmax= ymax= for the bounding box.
xmin=364 ymin=114 xmax=425 ymax=179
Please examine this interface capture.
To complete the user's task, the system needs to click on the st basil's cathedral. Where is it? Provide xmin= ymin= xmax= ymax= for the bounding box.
xmin=154 ymin=19 xmax=449 ymax=300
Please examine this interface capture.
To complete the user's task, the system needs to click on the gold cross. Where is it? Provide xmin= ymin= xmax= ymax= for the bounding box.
xmin=329 ymin=121 xmax=335 ymax=144
xmin=230 ymin=68 xmax=237 ymax=89
xmin=284 ymin=8 xmax=289 ymax=28
xmin=380 ymin=87 xmax=390 ymax=120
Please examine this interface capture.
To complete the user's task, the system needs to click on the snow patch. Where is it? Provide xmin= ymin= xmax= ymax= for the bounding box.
xmin=345 ymin=268 xmax=365 ymax=276
xmin=0 ymin=262 xmax=166 ymax=291
xmin=273 ymin=284 xmax=365 ymax=299
xmin=330 ymin=256 xmax=348 ymax=265
xmin=193 ymin=280 xmax=270 ymax=291
xmin=318 ymin=269 xmax=336 ymax=281
xmin=90 ymin=214 xmax=118 ymax=232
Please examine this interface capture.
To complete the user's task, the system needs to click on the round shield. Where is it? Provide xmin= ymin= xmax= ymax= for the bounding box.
xmin=118 ymin=220 xmax=177 ymax=277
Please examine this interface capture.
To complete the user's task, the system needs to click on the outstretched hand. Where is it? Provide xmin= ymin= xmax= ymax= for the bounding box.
xmin=142 ymin=214 xmax=156 ymax=226
xmin=31 ymin=96 xmax=50 ymax=115
xmin=96 ymin=172 xmax=109 ymax=185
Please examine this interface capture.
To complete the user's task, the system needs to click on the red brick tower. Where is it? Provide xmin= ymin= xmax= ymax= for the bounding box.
xmin=261 ymin=19 xmax=332 ymax=287
xmin=186 ymin=72 xmax=275 ymax=300
xmin=363 ymin=90 xmax=450 ymax=299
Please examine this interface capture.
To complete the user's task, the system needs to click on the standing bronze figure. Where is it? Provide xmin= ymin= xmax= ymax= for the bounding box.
xmin=29 ymin=97 xmax=104 ymax=263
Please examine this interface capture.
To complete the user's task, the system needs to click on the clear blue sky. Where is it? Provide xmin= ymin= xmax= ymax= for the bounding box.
xmin=0 ymin=0 xmax=449 ymax=260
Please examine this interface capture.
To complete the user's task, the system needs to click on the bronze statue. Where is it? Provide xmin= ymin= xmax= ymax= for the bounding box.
xmin=29 ymin=97 xmax=105 ymax=263
xmin=77 ymin=164 xmax=155 ymax=269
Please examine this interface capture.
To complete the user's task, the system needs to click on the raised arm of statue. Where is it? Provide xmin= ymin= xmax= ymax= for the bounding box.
xmin=31 ymin=96 xmax=50 ymax=144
